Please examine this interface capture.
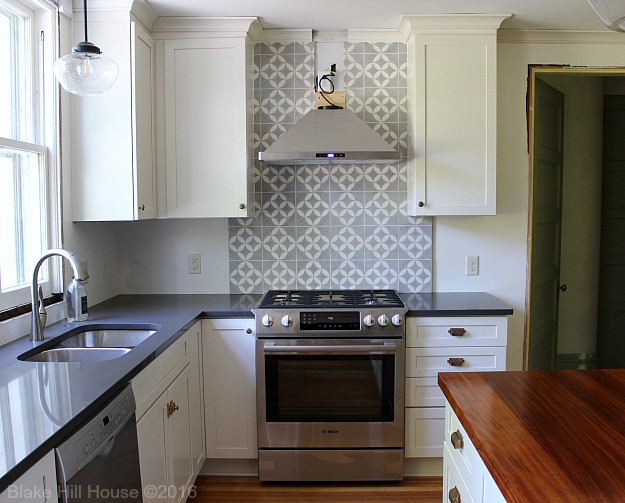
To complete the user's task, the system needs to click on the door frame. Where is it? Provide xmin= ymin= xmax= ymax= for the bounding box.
xmin=524 ymin=65 xmax=625 ymax=370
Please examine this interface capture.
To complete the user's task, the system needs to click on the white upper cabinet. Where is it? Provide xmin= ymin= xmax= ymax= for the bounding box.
xmin=402 ymin=15 xmax=509 ymax=216
xmin=72 ymin=1 xmax=158 ymax=221
xmin=153 ymin=18 xmax=256 ymax=218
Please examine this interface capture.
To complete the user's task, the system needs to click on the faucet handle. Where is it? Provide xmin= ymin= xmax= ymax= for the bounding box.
xmin=37 ymin=285 xmax=47 ymax=328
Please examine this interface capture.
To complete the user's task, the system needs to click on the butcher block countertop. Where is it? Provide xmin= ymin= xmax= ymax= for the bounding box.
xmin=438 ymin=370 xmax=625 ymax=502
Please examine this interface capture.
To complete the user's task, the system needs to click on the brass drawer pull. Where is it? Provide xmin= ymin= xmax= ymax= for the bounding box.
xmin=448 ymin=327 xmax=466 ymax=337
xmin=451 ymin=429 xmax=464 ymax=449
xmin=449 ymin=486 xmax=461 ymax=503
xmin=447 ymin=357 xmax=465 ymax=367
xmin=166 ymin=400 xmax=179 ymax=418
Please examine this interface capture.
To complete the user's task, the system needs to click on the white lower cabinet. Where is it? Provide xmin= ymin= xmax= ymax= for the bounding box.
xmin=202 ymin=318 xmax=257 ymax=458
xmin=443 ymin=401 xmax=505 ymax=503
xmin=405 ymin=317 xmax=507 ymax=458
xmin=133 ymin=321 xmax=204 ymax=503
xmin=0 ymin=451 xmax=56 ymax=503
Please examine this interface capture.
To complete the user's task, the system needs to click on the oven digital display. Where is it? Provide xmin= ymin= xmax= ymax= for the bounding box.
xmin=300 ymin=311 xmax=360 ymax=330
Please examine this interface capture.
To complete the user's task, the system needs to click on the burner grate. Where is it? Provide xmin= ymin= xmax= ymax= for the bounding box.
xmin=258 ymin=290 xmax=404 ymax=309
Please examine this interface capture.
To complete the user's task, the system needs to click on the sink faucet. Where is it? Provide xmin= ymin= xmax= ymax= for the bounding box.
xmin=31 ymin=248 xmax=89 ymax=341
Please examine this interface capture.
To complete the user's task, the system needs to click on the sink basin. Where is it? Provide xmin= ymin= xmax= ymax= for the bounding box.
xmin=56 ymin=329 xmax=156 ymax=349
xmin=26 ymin=347 xmax=131 ymax=363
xmin=18 ymin=324 xmax=160 ymax=363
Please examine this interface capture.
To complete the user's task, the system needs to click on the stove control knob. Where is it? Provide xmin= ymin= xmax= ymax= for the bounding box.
xmin=391 ymin=314 xmax=403 ymax=327
xmin=363 ymin=314 xmax=375 ymax=327
xmin=261 ymin=315 xmax=273 ymax=327
xmin=281 ymin=315 xmax=293 ymax=327
xmin=377 ymin=314 xmax=389 ymax=327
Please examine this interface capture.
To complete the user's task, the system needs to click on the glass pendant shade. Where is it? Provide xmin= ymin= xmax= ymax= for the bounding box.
xmin=587 ymin=0 xmax=625 ymax=31
xmin=53 ymin=0 xmax=119 ymax=96
xmin=53 ymin=50 xmax=118 ymax=96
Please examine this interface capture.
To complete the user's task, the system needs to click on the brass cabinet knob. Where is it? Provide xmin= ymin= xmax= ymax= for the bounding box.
xmin=138 ymin=204 xmax=145 ymax=211
xmin=246 ymin=328 xmax=252 ymax=334
xmin=449 ymin=486 xmax=461 ymax=503
xmin=448 ymin=328 xmax=466 ymax=337
xmin=239 ymin=203 xmax=246 ymax=209
xmin=447 ymin=357 xmax=465 ymax=367
xmin=451 ymin=430 xmax=464 ymax=449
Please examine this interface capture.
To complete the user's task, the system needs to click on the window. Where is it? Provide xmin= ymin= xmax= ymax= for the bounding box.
xmin=0 ymin=0 xmax=58 ymax=313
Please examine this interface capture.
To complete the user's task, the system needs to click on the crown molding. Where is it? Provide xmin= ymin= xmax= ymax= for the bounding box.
xmin=399 ymin=14 xmax=511 ymax=40
xmin=71 ymin=0 xmax=158 ymax=29
xmin=152 ymin=16 xmax=260 ymax=37
xmin=252 ymin=28 xmax=313 ymax=43
xmin=498 ymin=29 xmax=625 ymax=44
xmin=347 ymin=29 xmax=405 ymax=42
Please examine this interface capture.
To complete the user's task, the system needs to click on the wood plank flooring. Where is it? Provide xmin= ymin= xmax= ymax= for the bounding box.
xmin=189 ymin=476 xmax=443 ymax=502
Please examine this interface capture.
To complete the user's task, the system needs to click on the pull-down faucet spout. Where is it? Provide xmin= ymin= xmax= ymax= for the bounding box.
xmin=31 ymin=249 xmax=89 ymax=342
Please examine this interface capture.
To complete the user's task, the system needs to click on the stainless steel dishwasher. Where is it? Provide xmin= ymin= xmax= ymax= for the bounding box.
xmin=55 ymin=385 xmax=143 ymax=502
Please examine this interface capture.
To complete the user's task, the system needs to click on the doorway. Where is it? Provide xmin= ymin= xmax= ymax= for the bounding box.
xmin=525 ymin=66 xmax=625 ymax=370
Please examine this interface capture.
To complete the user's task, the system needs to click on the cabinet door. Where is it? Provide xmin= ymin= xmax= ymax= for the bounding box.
xmin=407 ymin=33 xmax=497 ymax=216
xmin=202 ymin=319 xmax=257 ymax=458
xmin=0 ymin=451 xmax=56 ymax=503
xmin=137 ymin=392 xmax=170 ymax=503
xmin=167 ymin=365 xmax=194 ymax=503
xmin=132 ymin=21 xmax=157 ymax=219
xmin=163 ymin=38 xmax=251 ymax=218
xmin=187 ymin=322 xmax=206 ymax=476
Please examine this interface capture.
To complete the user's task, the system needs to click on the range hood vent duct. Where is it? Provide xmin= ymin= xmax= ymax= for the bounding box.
xmin=258 ymin=108 xmax=400 ymax=166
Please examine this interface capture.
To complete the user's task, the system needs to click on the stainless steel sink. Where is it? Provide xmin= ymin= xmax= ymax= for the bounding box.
xmin=18 ymin=324 xmax=160 ymax=363
xmin=26 ymin=347 xmax=131 ymax=363
xmin=56 ymin=329 xmax=156 ymax=349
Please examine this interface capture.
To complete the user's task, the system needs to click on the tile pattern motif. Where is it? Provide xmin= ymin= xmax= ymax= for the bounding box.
xmin=228 ymin=41 xmax=433 ymax=294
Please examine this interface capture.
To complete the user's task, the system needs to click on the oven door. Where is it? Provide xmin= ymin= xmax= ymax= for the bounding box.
xmin=256 ymin=338 xmax=405 ymax=449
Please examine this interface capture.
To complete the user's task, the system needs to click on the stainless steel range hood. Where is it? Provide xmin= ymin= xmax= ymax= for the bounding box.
xmin=258 ymin=108 xmax=400 ymax=165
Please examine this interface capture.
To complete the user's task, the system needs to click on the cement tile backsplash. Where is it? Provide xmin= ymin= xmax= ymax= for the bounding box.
xmin=228 ymin=41 xmax=432 ymax=294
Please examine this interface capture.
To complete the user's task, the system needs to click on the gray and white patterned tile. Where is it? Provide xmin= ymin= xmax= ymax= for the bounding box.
xmin=329 ymin=165 xmax=365 ymax=192
xmin=364 ymin=165 xmax=399 ymax=192
xmin=262 ymin=226 xmax=297 ymax=260
xmin=344 ymin=52 xmax=365 ymax=89
xmin=364 ymin=191 xmax=399 ymax=225
xmin=294 ymin=89 xmax=315 ymax=121
xmin=397 ymin=225 xmax=433 ymax=260
xmin=398 ymin=259 xmax=432 ymax=292
xmin=296 ymin=164 xmax=330 ymax=192
xmin=364 ymin=52 xmax=399 ymax=88
xmin=330 ymin=191 xmax=364 ymax=226
xmin=364 ymin=225 xmax=398 ymax=261
xmin=229 ymin=260 xmax=263 ymax=294
xmin=259 ymin=122 xmax=289 ymax=150
xmin=261 ymin=191 xmax=296 ymax=227
xmin=261 ymin=164 xmax=296 ymax=193
xmin=263 ymin=260 xmax=297 ymax=291
xmin=296 ymin=226 xmax=331 ymax=261
xmin=330 ymin=259 xmax=365 ymax=289
xmin=297 ymin=260 xmax=331 ymax=289
xmin=229 ymin=226 xmax=263 ymax=261
xmin=259 ymin=88 xmax=295 ymax=125
xmin=259 ymin=53 xmax=295 ymax=89
xmin=363 ymin=259 xmax=399 ymax=290
xmin=296 ymin=191 xmax=331 ymax=227
xmin=330 ymin=225 xmax=365 ymax=261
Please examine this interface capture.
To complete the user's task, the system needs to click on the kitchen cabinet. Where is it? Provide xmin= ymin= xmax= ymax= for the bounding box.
xmin=133 ymin=321 xmax=204 ymax=503
xmin=154 ymin=18 xmax=255 ymax=218
xmin=72 ymin=2 xmax=158 ymax=221
xmin=0 ymin=451 xmax=56 ymax=503
xmin=443 ymin=400 xmax=505 ymax=503
xmin=202 ymin=318 xmax=257 ymax=458
xmin=404 ymin=316 xmax=507 ymax=458
xmin=403 ymin=15 xmax=508 ymax=216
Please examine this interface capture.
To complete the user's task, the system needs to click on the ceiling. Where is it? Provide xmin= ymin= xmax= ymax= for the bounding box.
xmin=144 ymin=0 xmax=615 ymax=32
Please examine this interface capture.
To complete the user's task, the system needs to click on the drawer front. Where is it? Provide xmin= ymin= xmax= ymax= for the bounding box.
xmin=405 ymin=407 xmax=445 ymax=458
xmin=407 ymin=317 xmax=507 ymax=348
xmin=445 ymin=402 xmax=477 ymax=493
xmin=406 ymin=346 xmax=506 ymax=378
xmin=405 ymin=376 xmax=445 ymax=407
xmin=444 ymin=441 xmax=476 ymax=503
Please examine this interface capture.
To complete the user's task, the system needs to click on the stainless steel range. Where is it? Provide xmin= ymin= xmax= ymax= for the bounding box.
xmin=253 ymin=289 xmax=406 ymax=482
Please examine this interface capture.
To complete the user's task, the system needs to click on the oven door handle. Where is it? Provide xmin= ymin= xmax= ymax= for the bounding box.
xmin=262 ymin=341 xmax=397 ymax=355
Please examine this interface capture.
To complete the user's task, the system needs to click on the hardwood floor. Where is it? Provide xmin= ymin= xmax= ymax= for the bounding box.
xmin=189 ymin=476 xmax=443 ymax=502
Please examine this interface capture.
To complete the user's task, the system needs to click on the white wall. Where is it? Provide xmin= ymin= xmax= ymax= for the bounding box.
xmin=539 ymin=74 xmax=603 ymax=356
xmin=116 ymin=219 xmax=231 ymax=293
xmin=433 ymin=31 xmax=625 ymax=370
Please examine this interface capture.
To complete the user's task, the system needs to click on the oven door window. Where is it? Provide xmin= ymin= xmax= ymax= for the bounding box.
xmin=264 ymin=354 xmax=395 ymax=422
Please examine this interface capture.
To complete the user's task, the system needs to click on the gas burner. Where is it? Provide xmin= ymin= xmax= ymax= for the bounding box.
xmin=257 ymin=289 xmax=404 ymax=309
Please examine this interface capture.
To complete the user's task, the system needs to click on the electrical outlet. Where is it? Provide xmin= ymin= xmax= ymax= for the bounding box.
xmin=466 ymin=255 xmax=479 ymax=276
xmin=188 ymin=254 xmax=201 ymax=274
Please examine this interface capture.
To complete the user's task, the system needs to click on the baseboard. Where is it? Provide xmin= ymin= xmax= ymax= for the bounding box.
xmin=199 ymin=457 xmax=443 ymax=478
xmin=555 ymin=352 xmax=598 ymax=370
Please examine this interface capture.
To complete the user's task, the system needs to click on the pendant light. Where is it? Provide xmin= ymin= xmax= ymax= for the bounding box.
xmin=587 ymin=0 xmax=625 ymax=31
xmin=53 ymin=0 xmax=119 ymax=96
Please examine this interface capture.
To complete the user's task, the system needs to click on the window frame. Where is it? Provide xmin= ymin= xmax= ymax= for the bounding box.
xmin=0 ymin=0 xmax=61 ymax=315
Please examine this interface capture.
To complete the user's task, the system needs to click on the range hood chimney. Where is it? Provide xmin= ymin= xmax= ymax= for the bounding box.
xmin=258 ymin=31 xmax=399 ymax=166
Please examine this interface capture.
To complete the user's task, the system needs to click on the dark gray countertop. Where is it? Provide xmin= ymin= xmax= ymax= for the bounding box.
xmin=0 ymin=291 xmax=510 ymax=492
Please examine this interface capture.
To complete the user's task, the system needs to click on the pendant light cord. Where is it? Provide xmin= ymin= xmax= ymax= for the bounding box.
xmin=83 ymin=0 xmax=89 ymax=42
